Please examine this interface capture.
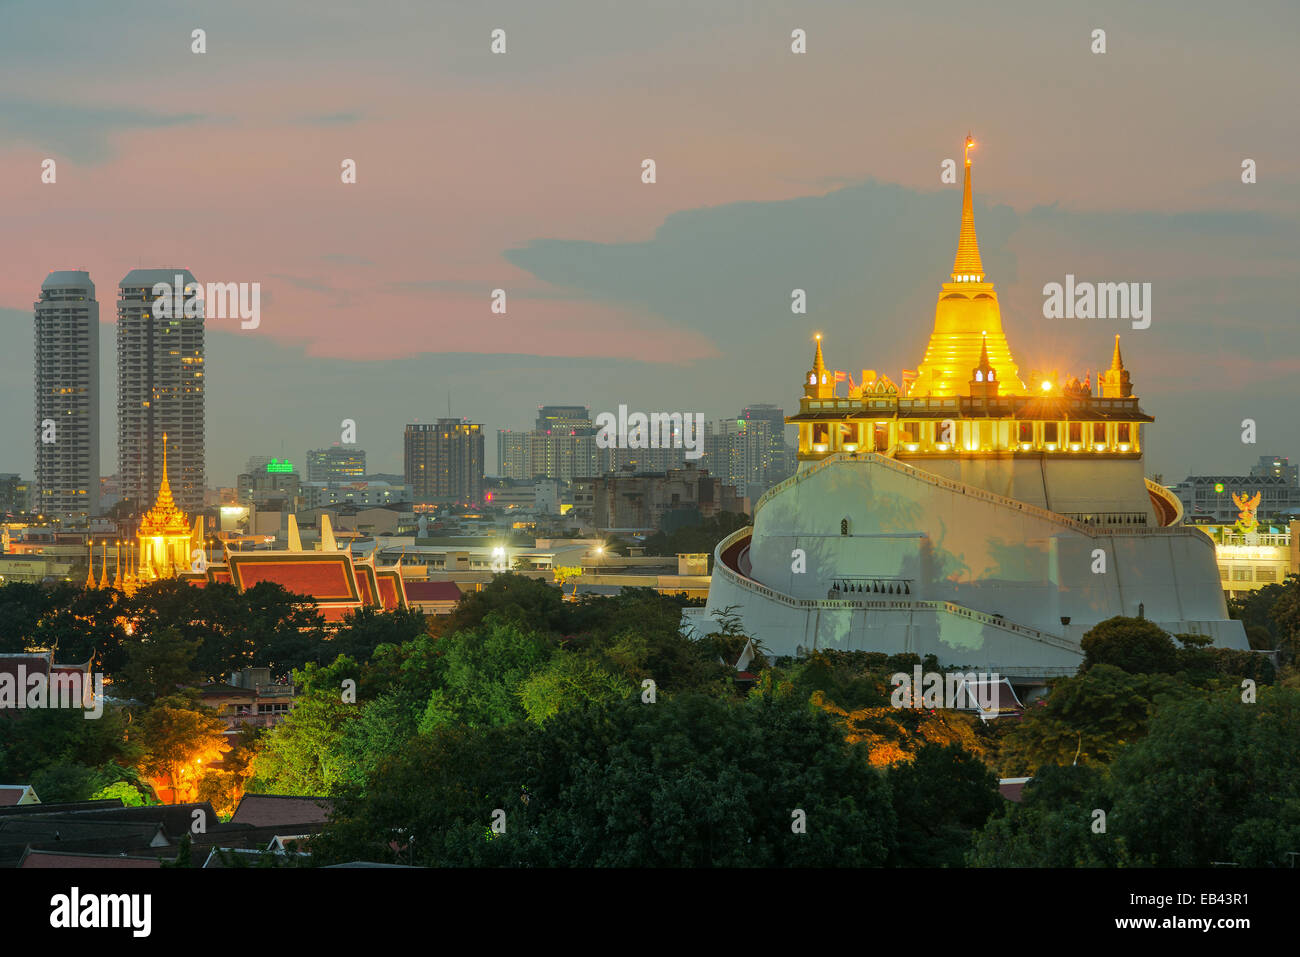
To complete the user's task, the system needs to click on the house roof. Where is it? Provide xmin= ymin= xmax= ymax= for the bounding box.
xmin=19 ymin=848 xmax=163 ymax=868
xmin=998 ymin=777 xmax=1032 ymax=802
xmin=229 ymin=794 xmax=332 ymax=828
xmin=403 ymin=580 xmax=462 ymax=602
xmin=0 ymin=785 xmax=38 ymax=807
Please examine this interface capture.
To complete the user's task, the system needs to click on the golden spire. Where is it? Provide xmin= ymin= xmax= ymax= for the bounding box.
xmin=976 ymin=334 xmax=994 ymax=376
xmin=1101 ymin=334 xmax=1133 ymax=397
xmin=85 ymin=540 xmax=95 ymax=589
xmin=952 ymin=133 xmax=984 ymax=281
xmin=113 ymin=542 xmax=122 ymax=589
xmin=812 ymin=334 xmax=826 ymax=378
xmin=98 ymin=541 xmax=109 ymax=589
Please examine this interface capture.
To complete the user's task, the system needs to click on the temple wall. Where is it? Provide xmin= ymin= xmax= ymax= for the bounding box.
xmin=741 ymin=457 xmax=1244 ymax=650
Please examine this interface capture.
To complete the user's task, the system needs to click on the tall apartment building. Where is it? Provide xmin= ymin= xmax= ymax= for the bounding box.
xmin=34 ymin=270 xmax=100 ymax=521
xmin=497 ymin=430 xmax=529 ymax=480
xmin=740 ymin=403 xmax=793 ymax=484
xmin=117 ymin=268 xmax=205 ymax=515
xmin=497 ymin=406 xmax=598 ymax=481
xmin=702 ymin=417 xmax=780 ymax=501
xmin=405 ymin=419 xmax=484 ymax=505
xmin=306 ymin=446 xmax=366 ymax=482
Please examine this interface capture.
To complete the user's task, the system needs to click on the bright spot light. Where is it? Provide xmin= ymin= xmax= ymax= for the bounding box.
xmin=1040 ymin=381 xmax=1052 ymax=392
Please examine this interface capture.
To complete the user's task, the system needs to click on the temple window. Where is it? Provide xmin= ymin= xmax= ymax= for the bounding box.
xmin=1018 ymin=421 xmax=1033 ymax=444
xmin=1044 ymin=422 xmax=1059 ymax=443
xmin=1068 ymin=422 xmax=1082 ymax=444
xmin=1118 ymin=423 xmax=1131 ymax=443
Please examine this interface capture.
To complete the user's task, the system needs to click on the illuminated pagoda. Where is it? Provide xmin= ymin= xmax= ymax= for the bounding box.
xmin=694 ymin=136 xmax=1247 ymax=668
xmin=88 ymin=437 xmax=408 ymax=622
xmin=137 ymin=436 xmax=204 ymax=582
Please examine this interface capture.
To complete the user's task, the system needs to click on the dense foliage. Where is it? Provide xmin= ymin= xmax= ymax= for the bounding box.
xmin=2 ymin=569 xmax=1297 ymax=867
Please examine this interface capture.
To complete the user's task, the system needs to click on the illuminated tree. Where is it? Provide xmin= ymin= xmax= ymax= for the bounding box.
xmin=135 ymin=694 xmax=231 ymax=804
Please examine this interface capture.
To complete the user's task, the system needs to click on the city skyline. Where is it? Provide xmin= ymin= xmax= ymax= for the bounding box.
xmin=3 ymin=1 xmax=1297 ymax=487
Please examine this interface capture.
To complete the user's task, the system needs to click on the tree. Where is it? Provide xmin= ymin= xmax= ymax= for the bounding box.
xmin=1080 ymin=616 xmax=1180 ymax=674
xmin=518 ymin=653 xmax=633 ymax=726
xmin=118 ymin=626 xmax=202 ymax=703
xmin=1107 ymin=687 xmax=1300 ymax=866
xmin=887 ymin=743 xmax=1001 ymax=867
xmin=997 ymin=665 xmax=1178 ymax=773
xmin=1268 ymin=574 xmax=1300 ymax=664
xmin=245 ymin=689 xmax=356 ymax=796
xmin=135 ymin=694 xmax=232 ymax=804
xmin=968 ymin=764 xmax=1118 ymax=867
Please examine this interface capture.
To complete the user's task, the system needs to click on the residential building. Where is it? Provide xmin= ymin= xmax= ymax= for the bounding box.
xmin=34 ymin=270 xmax=99 ymax=521
xmin=405 ymin=419 xmax=484 ymax=505
xmin=117 ymin=268 xmax=205 ymax=515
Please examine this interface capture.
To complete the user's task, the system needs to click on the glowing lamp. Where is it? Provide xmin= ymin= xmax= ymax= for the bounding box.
xmin=1070 ymin=443 xmax=1082 ymax=451
xmin=1040 ymin=381 xmax=1053 ymax=392
xmin=812 ymin=443 xmax=828 ymax=453
xmin=1119 ymin=443 xmax=1131 ymax=452
xmin=843 ymin=443 xmax=859 ymax=452
xmin=1094 ymin=444 xmax=1106 ymax=452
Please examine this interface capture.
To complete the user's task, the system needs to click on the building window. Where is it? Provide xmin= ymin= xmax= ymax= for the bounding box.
xmin=1232 ymin=567 xmax=1252 ymax=581
xmin=1044 ymin=423 xmax=1058 ymax=444
xmin=1256 ymin=567 xmax=1277 ymax=582
xmin=1018 ymin=421 xmax=1033 ymax=444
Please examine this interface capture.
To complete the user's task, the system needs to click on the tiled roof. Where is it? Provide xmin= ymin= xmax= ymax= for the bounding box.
xmin=229 ymin=794 xmax=332 ymax=828
xmin=19 ymin=849 xmax=163 ymax=868
xmin=0 ymin=785 xmax=37 ymax=807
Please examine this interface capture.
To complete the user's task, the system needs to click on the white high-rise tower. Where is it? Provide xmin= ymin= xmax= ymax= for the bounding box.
xmin=34 ymin=270 xmax=100 ymax=521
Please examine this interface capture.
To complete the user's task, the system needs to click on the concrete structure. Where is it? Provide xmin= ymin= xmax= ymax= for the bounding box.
xmin=691 ymin=136 xmax=1247 ymax=670
xmin=1173 ymin=468 xmax=1300 ymax=524
xmin=34 ymin=270 xmax=100 ymax=521
xmin=117 ymin=268 xmax=205 ymax=515
xmin=306 ymin=446 xmax=366 ymax=482
xmin=199 ymin=668 xmax=296 ymax=730
xmin=1198 ymin=521 xmax=1300 ymax=599
xmin=577 ymin=464 xmax=747 ymax=533
xmin=406 ymin=419 xmax=484 ymax=505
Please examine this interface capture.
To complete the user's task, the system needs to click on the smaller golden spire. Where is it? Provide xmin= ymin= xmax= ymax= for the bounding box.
xmin=1101 ymin=334 xmax=1133 ymax=397
xmin=813 ymin=334 xmax=826 ymax=378
xmin=85 ymin=540 xmax=95 ymax=589
xmin=98 ymin=541 xmax=109 ymax=589
xmin=113 ymin=542 xmax=122 ymax=589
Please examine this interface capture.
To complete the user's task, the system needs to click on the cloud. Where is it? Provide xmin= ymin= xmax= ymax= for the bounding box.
xmin=0 ymin=100 xmax=205 ymax=163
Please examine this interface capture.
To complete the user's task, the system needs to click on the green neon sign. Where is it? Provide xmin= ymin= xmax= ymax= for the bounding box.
xmin=267 ymin=459 xmax=294 ymax=473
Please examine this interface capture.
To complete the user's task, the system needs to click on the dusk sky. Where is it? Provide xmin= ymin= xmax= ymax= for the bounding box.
xmin=3 ymin=0 xmax=1296 ymax=485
